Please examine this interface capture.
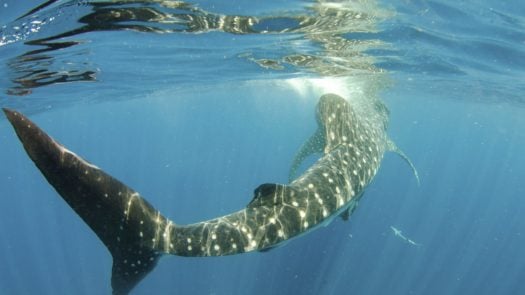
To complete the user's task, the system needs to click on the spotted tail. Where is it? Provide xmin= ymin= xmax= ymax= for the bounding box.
xmin=3 ymin=108 xmax=171 ymax=295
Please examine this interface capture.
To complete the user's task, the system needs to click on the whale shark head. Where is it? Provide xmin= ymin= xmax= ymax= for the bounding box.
xmin=316 ymin=93 xmax=361 ymax=153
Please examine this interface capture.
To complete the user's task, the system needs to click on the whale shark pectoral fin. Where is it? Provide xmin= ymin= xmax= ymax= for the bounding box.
xmin=340 ymin=208 xmax=350 ymax=221
xmin=248 ymin=183 xmax=288 ymax=208
xmin=3 ymin=108 xmax=168 ymax=295
xmin=258 ymin=246 xmax=277 ymax=253
xmin=387 ymin=139 xmax=420 ymax=186
xmin=288 ymin=128 xmax=325 ymax=182
xmin=339 ymin=198 xmax=360 ymax=222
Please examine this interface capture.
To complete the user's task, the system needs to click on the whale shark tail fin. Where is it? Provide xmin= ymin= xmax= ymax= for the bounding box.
xmin=387 ymin=139 xmax=420 ymax=185
xmin=3 ymin=108 xmax=169 ymax=295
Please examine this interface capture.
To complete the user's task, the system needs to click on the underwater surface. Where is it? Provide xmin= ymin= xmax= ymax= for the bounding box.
xmin=0 ymin=0 xmax=524 ymax=294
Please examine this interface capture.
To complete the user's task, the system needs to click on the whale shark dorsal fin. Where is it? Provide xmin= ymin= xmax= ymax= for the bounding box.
xmin=288 ymin=94 xmax=355 ymax=182
xmin=248 ymin=183 xmax=287 ymax=208
xmin=2 ymin=108 xmax=167 ymax=295
xmin=387 ymin=139 xmax=420 ymax=185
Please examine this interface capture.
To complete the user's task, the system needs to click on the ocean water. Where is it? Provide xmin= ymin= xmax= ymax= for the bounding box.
xmin=0 ymin=0 xmax=524 ymax=294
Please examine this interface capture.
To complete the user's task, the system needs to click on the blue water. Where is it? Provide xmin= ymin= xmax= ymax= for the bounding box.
xmin=1 ymin=0 xmax=524 ymax=294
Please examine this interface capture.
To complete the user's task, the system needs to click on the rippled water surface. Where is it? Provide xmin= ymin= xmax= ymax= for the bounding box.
xmin=1 ymin=0 xmax=524 ymax=294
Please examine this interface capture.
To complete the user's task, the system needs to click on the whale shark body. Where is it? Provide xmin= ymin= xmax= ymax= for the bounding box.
xmin=3 ymin=93 xmax=417 ymax=294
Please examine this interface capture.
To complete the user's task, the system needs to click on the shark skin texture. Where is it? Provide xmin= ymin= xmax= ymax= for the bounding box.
xmin=3 ymin=93 xmax=416 ymax=294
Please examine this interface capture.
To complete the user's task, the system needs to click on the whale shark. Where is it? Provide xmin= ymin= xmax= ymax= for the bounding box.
xmin=3 ymin=93 xmax=417 ymax=294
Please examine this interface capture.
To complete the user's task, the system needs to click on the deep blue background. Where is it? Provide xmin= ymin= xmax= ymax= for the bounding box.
xmin=1 ymin=0 xmax=525 ymax=294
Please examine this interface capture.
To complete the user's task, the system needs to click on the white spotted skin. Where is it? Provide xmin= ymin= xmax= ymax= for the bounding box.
xmin=162 ymin=94 xmax=389 ymax=257
xmin=3 ymin=92 xmax=393 ymax=293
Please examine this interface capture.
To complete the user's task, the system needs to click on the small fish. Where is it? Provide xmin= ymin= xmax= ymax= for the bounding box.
xmin=391 ymin=226 xmax=421 ymax=247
